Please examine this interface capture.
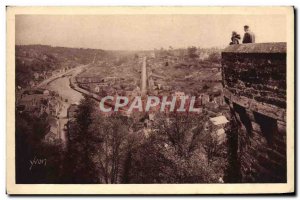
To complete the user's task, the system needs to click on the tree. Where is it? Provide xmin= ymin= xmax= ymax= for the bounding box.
xmin=91 ymin=114 xmax=132 ymax=183
xmin=207 ymin=51 xmax=221 ymax=63
xmin=202 ymin=122 xmax=221 ymax=165
xmin=126 ymin=112 xmax=218 ymax=183
xmin=64 ymin=96 xmax=99 ymax=183
xmin=16 ymin=112 xmax=64 ymax=183
xmin=187 ymin=46 xmax=199 ymax=59
xmin=63 ymin=97 xmax=135 ymax=184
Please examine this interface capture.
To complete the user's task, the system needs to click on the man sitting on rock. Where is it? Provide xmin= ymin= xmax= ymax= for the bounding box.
xmin=242 ymin=25 xmax=255 ymax=44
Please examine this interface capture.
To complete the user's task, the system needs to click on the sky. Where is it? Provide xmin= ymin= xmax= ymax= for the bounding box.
xmin=15 ymin=15 xmax=287 ymax=50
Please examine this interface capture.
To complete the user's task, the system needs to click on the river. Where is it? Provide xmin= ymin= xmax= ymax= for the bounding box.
xmin=47 ymin=74 xmax=83 ymax=144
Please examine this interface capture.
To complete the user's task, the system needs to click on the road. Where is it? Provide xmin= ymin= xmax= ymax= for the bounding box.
xmin=36 ymin=67 xmax=78 ymax=88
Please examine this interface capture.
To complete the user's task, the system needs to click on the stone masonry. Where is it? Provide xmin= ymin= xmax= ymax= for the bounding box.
xmin=222 ymin=43 xmax=286 ymax=183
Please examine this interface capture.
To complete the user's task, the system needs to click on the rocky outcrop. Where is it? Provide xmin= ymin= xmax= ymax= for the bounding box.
xmin=222 ymin=43 xmax=286 ymax=183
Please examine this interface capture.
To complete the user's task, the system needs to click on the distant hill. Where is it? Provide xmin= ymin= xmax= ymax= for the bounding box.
xmin=15 ymin=45 xmax=107 ymax=88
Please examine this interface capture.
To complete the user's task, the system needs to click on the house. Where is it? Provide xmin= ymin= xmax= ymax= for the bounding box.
xmin=49 ymin=116 xmax=58 ymax=128
xmin=29 ymin=80 xmax=35 ymax=87
xmin=48 ymin=117 xmax=59 ymax=138
xmin=209 ymin=115 xmax=229 ymax=144
xmin=33 ymin=72 xmax=39 ymax=80
xmin=144 ymin=113 xmax=156 ymax=128
xmin=44 ymin=130 xmax=57 ymax=144
xmin=206 ymin=102 xmax=219 ymax=110
xmin=94 ymin=85 xmax=100 ymax=93
xmin=215 ymin=128 xmax=226 ymax=144
xmin=150 ymin=51 xmax=156 ymax=58
xmin=174 ymin=91 xmax=185 ymax=98
xmin=210 ymin=115 xmax=229 ymax=126
xmin=199 ymin=94 xmax=210 ymax=105
xmin=48 ymin=99 xmax=61 ymax=116
xmin=18 ymin=94 xmax=45 ymax=112
xmin=43 ymin=89 xmax=50 ymax=96
xmin=124 ymin=90 xmax=132 ymax=97
xmin=46 ymin=71 xmax=53 ymax=77
xmin=199 ymin=52 xmax=209 ymax=60
xmin=162 ymin=85 xmax=171 ymax=91
xmin=106 ymin=87 xmax=116 ymax=96
xmin=67 ymin=104 xmax=78 ymax=120
xmin=157 ymin=83 xmax=162 ymax=90
xmin=131 ymin=86 xmax=141 ymax=97
xmin=17 ymin=91 xmax=58 ymax=117
xmin=149 ymin=113 xmax=155 ymax=121
xmin=143 ymin=128 xmax=152 ymax=138
xmin=213 ymin=96 xmax=225 ymax=106
xmin=148 ymin=78 xmax=155 ymax=89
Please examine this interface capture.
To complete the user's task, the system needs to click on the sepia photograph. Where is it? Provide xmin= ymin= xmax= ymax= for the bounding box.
xmin=6 ymin=6 xmax=294 ymax=194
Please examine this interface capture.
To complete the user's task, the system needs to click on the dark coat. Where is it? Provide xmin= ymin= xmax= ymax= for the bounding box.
xmin=242 ymin=31 xmax=255 ymax=43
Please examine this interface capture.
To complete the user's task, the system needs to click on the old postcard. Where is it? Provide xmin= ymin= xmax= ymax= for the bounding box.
xmin=6 ymin=6 xmax=294 ymax=194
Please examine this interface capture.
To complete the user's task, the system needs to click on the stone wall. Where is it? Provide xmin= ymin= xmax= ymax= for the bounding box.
xmin=222 ymin=43 xmax=286 ymax=183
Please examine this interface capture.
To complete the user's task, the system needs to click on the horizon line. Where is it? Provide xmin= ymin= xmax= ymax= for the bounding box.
xmin=15 ymin=43 xmax=225 ymax=51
